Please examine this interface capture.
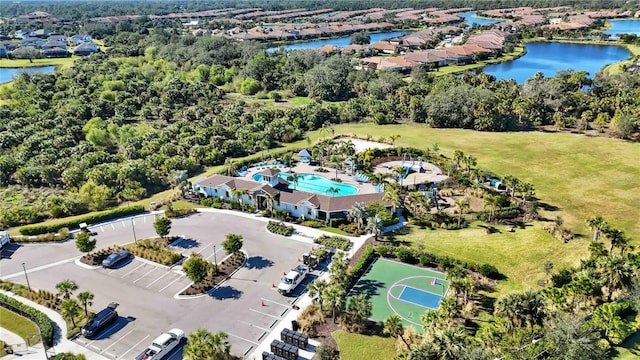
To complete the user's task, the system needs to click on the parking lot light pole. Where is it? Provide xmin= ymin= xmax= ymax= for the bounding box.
xmin=21 ymin=262 xmax=31 ymax=291
xmin=131 ymin=217 xmax=137 ymax=243
xmin=213 ymin=245 xmax=218 ymax=269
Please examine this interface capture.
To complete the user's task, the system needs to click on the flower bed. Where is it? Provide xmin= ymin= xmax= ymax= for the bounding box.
xmin=313 ymin=235 xmax=351 ymax=251
xmin=267 ymin=221 xmax=294 ymax=236
xmin=180 ymin=252 xmax=247 ymax=296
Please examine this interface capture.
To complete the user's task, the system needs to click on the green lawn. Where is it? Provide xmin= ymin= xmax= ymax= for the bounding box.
xmin=605 ymin=44 xmax=640 ymax=75
xmin=613 ymin=331 xmax=640 ymax=360
xmin=331 ymin=124 xmax=640 ymax=244
xmin=433 ymin=46 xmax=525 ymax=76
xmin=0 ymin=307 xmax=41 ymax=345
xmin=0 ymin=57 xmax=76 ymax=69
xmin=332 ymin=330 xmax=396 ymax=360
xmin=400 ymin=222 xmax=583 ymax=294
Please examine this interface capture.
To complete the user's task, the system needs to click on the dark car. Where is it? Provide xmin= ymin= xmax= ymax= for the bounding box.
xmin=102 ymin=250 xmax=132 ymax=268
xmin=81 ymin=302 xmax=118 ymax=339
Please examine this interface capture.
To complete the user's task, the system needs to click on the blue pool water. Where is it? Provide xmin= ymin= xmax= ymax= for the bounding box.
xmin=253 ymin=172 xmax=358 ymax=196
xmin=399 ymin=286 xmax=442 ymax=309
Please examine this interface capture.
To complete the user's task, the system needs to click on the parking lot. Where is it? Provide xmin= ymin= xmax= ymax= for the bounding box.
xmin=2 ymin=211 xmax=318 ymax=358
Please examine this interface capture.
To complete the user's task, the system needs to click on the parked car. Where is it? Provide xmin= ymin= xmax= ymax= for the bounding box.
xmin=102 ymin=250 xmax=132 ymax=268
xmin=81 ymin=302 xmax=118 ymax=339
xmin=278 ymin=265 xmax=309 ymax=295
xmin=136 ymin=328 xmax=185 ymax=360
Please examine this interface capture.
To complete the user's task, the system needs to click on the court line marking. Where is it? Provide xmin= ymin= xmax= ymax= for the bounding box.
xmin=133 ymin=267 xmax=158 ymax=283
xmin=394 ymin=286 xmax=440 ymax=309
xmin=394 ymin=282 xmax=444 ymax=297
xmin=120 ymin=262 xmax=145 ymax=278
xmin=118 ymin=334 xmax=150 ymax=359
xmin=101 ymin=328 xmax=135 ymax=353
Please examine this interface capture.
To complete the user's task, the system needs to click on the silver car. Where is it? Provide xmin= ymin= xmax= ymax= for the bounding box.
xmin=102 ymin=250 xmax=132 ymax=268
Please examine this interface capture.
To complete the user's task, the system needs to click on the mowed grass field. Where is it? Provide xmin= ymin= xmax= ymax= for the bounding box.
xmin=332 ymin=331 xmax=396 ymax=360
xmin=330 ymin=124 xmax=640 ymax=243
xmin=0 ymin=307 xmax=40 ymax=344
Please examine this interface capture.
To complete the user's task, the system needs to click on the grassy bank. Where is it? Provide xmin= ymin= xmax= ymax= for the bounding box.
xmin=329 ymin=124 xmax=640 ymax=242
xmin=605 ymin=43 xmax=640 ymax=75
xmin=332 ymin=331 xmax=396 ymax=360
xmin=433 ymin=46 xmax=526 ymax=76
xmin=614 ymin=331 xmax=640 ymax=360
xmin=0 ymin=307 xmax=41 ymax=345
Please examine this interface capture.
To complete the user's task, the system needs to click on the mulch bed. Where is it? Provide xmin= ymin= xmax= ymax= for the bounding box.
xmin=180 ymin=252 xmax=247 ymax=295
xmin=80 ymin=247 xmax=117 ymax=265
xmin=315 ymin=319 xmax=340 ymax=349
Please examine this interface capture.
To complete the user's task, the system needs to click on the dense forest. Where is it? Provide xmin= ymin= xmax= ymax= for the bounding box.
xmin=0 ymin=0 xmax=633 ymax=19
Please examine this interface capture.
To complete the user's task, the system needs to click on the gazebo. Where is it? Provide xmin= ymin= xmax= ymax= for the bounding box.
xmin=298 ymin=149 xmax=312 ymax=163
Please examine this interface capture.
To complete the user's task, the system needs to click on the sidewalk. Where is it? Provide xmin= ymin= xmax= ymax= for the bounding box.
xmin=0 ymin=290 xmax=109 ymax=360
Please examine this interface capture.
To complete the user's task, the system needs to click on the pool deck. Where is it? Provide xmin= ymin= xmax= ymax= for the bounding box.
xmin=242 ymin=162 xmax=380 ymax=195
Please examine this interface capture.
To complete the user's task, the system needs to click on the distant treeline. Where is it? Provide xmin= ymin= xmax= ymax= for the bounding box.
xmin=0 ymin=0 xmax=633 ymax=20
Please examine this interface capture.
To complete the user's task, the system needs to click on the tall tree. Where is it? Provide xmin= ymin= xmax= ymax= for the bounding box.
xmin=600 ymin=254 xmax=633 ymax=301
xmin=347 ymin=294 xmax=372 ymax=330
xmin=307 ymin=279 xmax=328 ymax=311
xmin=222 ymin=234 xmax=243 ymax=255
xmin=454 ymin=198 xmax=470 ymax=228
xmin=183 ymin=329 xmax=233 ymax=360
xmin=586 ymin=215 xmax=608 ymax=242
xmin=383 ymin=314 xmax=409 ymax=348
xmin=61 ymin=298 xmax=80 ymax=328
xmin=230 ymin=188 xmax=249 ymax=211
xmin=77 ymin=291 xmax=94 ymax=317
xmin=322 ymin=285 xmax=346 ymax=323
xmin=347 ymin=202 xmax=368 ymax=230
xmin=56 ymin=279 xmax=79 ymax=300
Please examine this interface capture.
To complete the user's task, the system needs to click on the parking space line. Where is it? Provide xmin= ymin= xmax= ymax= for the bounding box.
xmin=101 ymin=328 xmax=135 ymax=353
xmin=111 ymin=224 xmax=115 ymax=230
xmin=118 ymin=334 xmax=150 ymax=359
xmin=205 ymin=246 xmax=225 ymax=261
xmin=261 ymin=298 xmax=292 ymax=308
xmin=238 ymin=320 xmax=271 ymax=333
xmin=249 ymin=308 xmax=283 ymax=320
xmin=90 ymin=344 xmax=101 ymax=351
xmin=133 ymin=267 xmax=157 ymax=283
xmin=122 ymin=221 xmax=126 ymax=228
xmin=146 ymin=271 xmax=172 ymax=287
xmin=159 ymin=276 xmax=183 ymax=292
xmin=196 ymin=242 xmax=214 ymax=254
xmin=100 ymin=226 xmax=105 ymax=233
xmin=227 ymin=332 xmax=259 ymax=345
xmin=121 ymin=262 xmax=145 ymax=278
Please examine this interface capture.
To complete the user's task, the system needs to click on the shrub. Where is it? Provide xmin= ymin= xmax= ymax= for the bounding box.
xmin=302 ymin=220 xmax=325 ymax=228
xmin=345 ymin=247 xmax=377 ymax=291
xmin=75 ymin=232 xmax=96 ymax=253
xmin=267 ymin=221 xmax=294 ymax=236
xmin=375 ymin=245 xmax=394 ymax=258
xmin=395 ymin=247 xmax=417 ymax=264
xmin=12 ymin=227 xmax=69 ymax=243
xmin=479 ymin=264 xmax=500 ymax=279
xmin=183 ymin=254 xmax=215 ymax=283
xmin=0 ymin=293 xmax=54 ymax=346
xmin=239 ymin=77 xmax=261 ymax=95
xmin=314 ymin=235 xmax=351 ymax=251
xmin=164 ymin=208 xmax=196 ymax=218
xmin=19 ymin=206 xmax=144 ymax=235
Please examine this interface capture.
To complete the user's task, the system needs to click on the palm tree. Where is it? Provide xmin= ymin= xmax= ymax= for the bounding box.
xmin=347 ymin=202 xmax=368 ymax=230
xmin=329 ymin=252 xmax=349 ymax=285
xmin=383 ymin=185 xmax=402 ymax=214
xmin=439 ymin=297 xmax=461 ymax=321
xmin=263 ymin=192 xmax=277 ymax=214
xmin=365 ymin=216 xmax=384 ymax=241
xmin=61 ymin=298 xmax=80 ymax=328
xmin=224 ymin=158 xmax=237 ymax=177
xmin=230 ymin=188 xmax=249 ymax=211
xmin=369 ymin=172 xmax=391 ymax=187
xmin=286 ymin=173 xmax=300 ymax=190
xmin=183 ymin=329 xmax=232 ymax=360
xmin=407 ymin=191 xmax=425 ymax=216
xmin=586 ymin=215 xmax=608 ymax=242
xmin=388 ymin=134 xmax=401 ymax=147
xmin=454 ymin=198 xmax=470 ymax=227
xmin=384 ymin=314 xmax=409 ymax=348
xmin=347 ymin=294 xmax=372 ymax=327
xmin=483 ymin=195 xmax=500 ymax=222
xmin=421 ymin=309 xmax=441 ymax=334
xmin=56 ymin=279 xmax=78 ymax=300
xmin=431 ymin=325 xmax=467 ymax=360
xmin=308 ymin=279 xmax=328 ymax=311
xmin=470 ymin=168 xmax=484 ymax=196
xmin=603 ymin=227 xmax=628 ymax=254
xmin=77 ymin=291 xmax=94 ymax=317
xmin=453 ymin=150 xmax=465 ymax=171
xmin=600 ymin=254 xmax=632 ymax=301
xmin=463 ymin=155 xmax=477 ymax=174
xmin=322 ymin=285 xmax=345 ymax=323
xmin=327 ymin=186 xmax=340 ymax=197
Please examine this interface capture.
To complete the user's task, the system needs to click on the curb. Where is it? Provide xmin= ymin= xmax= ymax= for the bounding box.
xmin=74 ymin=258 xmax=101 ymax=270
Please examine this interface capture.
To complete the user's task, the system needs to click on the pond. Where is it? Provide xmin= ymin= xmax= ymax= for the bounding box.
xmin=457 ymin=12 xmax=503 ymax=27
xmin=0 ymin=66 xmax=56 ymax=84
xmin=267 ymin=31 xmax=410 ymax=52
xmin=483 ymin=42 xmax=631 ymax=83
xmin=604 ymin=19 xmax=640 ymax=38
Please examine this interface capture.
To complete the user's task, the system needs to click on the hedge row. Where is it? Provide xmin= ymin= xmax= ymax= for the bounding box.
xmin=345 ymin=247 xmax=378 ymax=291
xmin=12 ymin=228 xmax=69 ymax=243
xmin=20 ymin=205 xmax=145 ymax=235
xmin=0 ymin=293 xmax=54 ymax=346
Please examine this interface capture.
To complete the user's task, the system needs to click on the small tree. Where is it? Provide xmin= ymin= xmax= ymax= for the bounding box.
xmin=77 ymin=291 xmax=94 ymax=317
xmin=183 ymin=254 xmax=215 ymax=283
xmin=61 ymin=298 xmax=80 ymax=328
xmin=222 ymin=234 xmax=243 ymax=255
xmin=315 ymin=344 xmax=338 ymax=360
xmin=56 ymin=279 xmax=79 ymax=300
xmin=154 ymin=216 xmax=172 ymax=239
xmin=75 ymin=232 xmax=97 ymax=253
xmin=384 ymin=314 xmax=409 ymax=348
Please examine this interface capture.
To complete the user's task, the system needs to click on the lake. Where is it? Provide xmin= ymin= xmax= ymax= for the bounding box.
xmin=457 ymin=12 xmax=502 ymax=27
xmin=267 ymin=31 xmax=409 ymax=52
xmin=604 ymin=19 xmax=640 ymax=38
xmin=483 ymin=42 xmax=631 ymax=83
xmin=0 ymin=66 xmax=56 ymax=84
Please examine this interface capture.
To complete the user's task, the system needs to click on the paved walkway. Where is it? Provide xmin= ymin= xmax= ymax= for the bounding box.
xmin=0 ymin=290 xmax=109 ymax=360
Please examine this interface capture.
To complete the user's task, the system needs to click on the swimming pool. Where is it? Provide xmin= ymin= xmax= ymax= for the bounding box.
xmin=252 ymin=173 xmax=358 ymax=196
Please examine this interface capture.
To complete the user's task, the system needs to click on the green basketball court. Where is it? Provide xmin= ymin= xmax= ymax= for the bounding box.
xmin=348 ymin=257 xmax=449 ymax=330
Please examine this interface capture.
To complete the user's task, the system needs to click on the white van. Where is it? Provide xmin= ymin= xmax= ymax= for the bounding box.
xmin=0 ymin=231 xmax=10 ymax=249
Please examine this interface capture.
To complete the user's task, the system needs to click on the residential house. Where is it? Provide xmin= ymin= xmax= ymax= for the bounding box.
xmin=359 ymin=56 xmax=418 ymax=72
xmin=0 ymin=46 xmax=6 ymax=58
xmin=47 ymin=35 xmax=68 ymax=44
xmin=21 ymin=37 xmax=44 ymax=47
xmin=71 ymin=34 xmax=92 ymax=44
xmin=16 ymin=11 xmax=52 ymax=23
xmin=193 ymin=169 xmax=388 ymax=222
xmin=43 ymin=46 xmax=68 ymax=58
xmin=2 ymin=41 xmax=18 ymax=52
xmin=42 ymin=40 xmax=67 ymax=51
xmin=370 ymin=41 xmax=398 ymax=54
xmin=74 ymin=42 xmax=99 ymax=56
xmin=29 ymin=29 xmax=50 ymax=38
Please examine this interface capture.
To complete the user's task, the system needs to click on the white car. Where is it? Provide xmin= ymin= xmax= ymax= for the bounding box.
xmin=136 ymin=328 xmax=184 ymax=360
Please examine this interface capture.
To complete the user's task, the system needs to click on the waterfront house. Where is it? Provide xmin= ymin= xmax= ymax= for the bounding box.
xmin=74 ymin=42 xmax=99 ymax=56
